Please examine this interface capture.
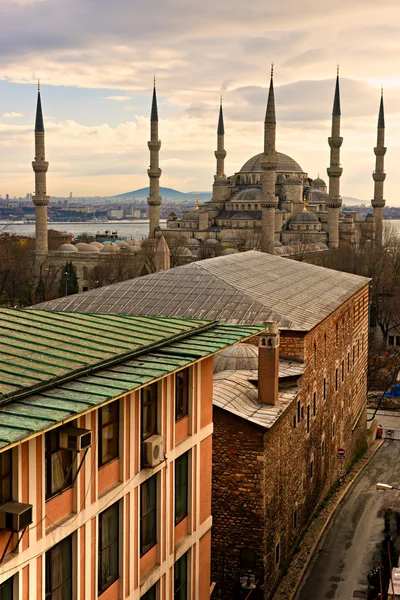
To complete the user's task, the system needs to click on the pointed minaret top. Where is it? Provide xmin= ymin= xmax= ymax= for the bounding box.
xmin=332 ymin=69 xmax=341 ymax=117
xmin=217 ymin=97 xmax=225 ymax=136
xmin=378 ymin=89 xmax=385 ymax=129
xmin=265 ymin=66 xmax=276 ymax=125
xmin=35 ymin=81 xmax=44 ymax=132
xmin=151 ymin=80 xmax=158 ymax=122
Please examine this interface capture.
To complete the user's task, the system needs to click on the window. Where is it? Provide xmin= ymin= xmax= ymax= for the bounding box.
xmin=0 ymin=577 xmax=13 ymax=600
xmin=45 ymin=429 xmax=73 ymax=500
xmin=335 ymin=368 xmax=338 ymax=392
xmin=310 ymin=460 xmax=313 ymax=479
xmin=98 ymin=503 xmax=119 ymax=594
xmin=174 ymin=552 xmax=188 ymax=600
xmin=141 ymin=382 xmax=158 ymax=444
xmin=141 ymin=475 xmax=157 ymax=556
xmin=275 ymin=542 xmax=280 ymax=565
xmin=99 ymin=401 xmax=119 ymax=467
xmin=307 ymin=406 xmax=310 ymax=433
xmin=293 ymin=415 xmax=297 ymax=429
xmin=347 ymin=352 xmax=350 ymax=373
xmin=297 ymin=401 xmax=301 ymax=422
xmin=323 ymin=378 xmax=326 ymax=401
xmin=335 ymin=323 xmax=338 ymax=345
xmin=353 ymin=346 xmax=355 ymax=364
xmin=358 ymin=340 xmax=360 ymax=358
xmin=313 ymin=343 xmax=317 ymax=367
xmin=313 ymin=392 xmax=316 ymax=417
xmin=175 ymin=453 xmax=188 ymax=525
xmin=324 ymin=334 xmax=327 ymax=357
xmin=45 ymin=535 xmax=72 ymax=600
xmin=332 ymin=421 xmax=335 ymax=439
xmin=176 ymin=368 xmax=189 ymax=421
xmin=0 ymin=450 xmax=12 ymax=505
xmin=322 ymin=439 xmax=325 ymax=457
xmin=142 ymin=585 xmax=157 ymax=600
xmin=341 ymin=360 xmax=344 ymax=382
xmin=293 ymin=509 xmax=297 ymax=530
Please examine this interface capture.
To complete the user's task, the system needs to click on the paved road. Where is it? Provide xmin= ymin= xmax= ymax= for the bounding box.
xmin=296 ymin=441 xmax=400 ymax=600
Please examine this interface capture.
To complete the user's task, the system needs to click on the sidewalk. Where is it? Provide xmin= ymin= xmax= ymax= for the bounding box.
xmin=272 ymin=439 xmax=384 ymax=600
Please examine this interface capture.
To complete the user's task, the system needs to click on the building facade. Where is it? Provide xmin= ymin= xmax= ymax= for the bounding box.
xmin=0 ymin=309 xmax=265 ymax=599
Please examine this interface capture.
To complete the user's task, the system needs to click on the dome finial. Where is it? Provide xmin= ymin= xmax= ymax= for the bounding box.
xmin=303 ymin=193 xmax=307 ymax=211
xmin=195 ymin=196 xmax=199 ymax=210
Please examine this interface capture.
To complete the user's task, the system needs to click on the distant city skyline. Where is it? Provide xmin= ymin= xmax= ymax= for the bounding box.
xmin=1 ymin=0 xmax=399 ymax=203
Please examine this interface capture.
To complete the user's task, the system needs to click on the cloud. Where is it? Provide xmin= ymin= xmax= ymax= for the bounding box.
xmin=104 ymin=95 xmax=131 ymax=101
xmin=2 ymin=112 xmax=24 ymax=118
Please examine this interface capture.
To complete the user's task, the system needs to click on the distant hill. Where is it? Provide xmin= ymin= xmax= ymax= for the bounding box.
xmin=114 ymin=187 xmax=211 ymax=202
xmin=342 ymin=196 xmax=368 ymax=207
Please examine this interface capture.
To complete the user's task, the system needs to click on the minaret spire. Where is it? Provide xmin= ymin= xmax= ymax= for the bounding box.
xmin=32 ymin=82 xmax=49 ymax=258
xmin=326 ymin=68 xmax=343 ymax=249
xmin=261 ymin=64 xmax=278 ymax=254
xmin=215 ymin=96 xmax=226 ymax=178
xmin=372 ymin=89 xmax=386 ymax=245
xmin=147 ymin=78 xmax=162 ymax=238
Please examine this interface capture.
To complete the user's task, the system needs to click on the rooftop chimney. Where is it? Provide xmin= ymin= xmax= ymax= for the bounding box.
xmin=258 ymin=323 xmax=279 ymax=405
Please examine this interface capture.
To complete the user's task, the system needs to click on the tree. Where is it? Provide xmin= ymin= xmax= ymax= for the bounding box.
xmin=88 ymin=252 xmax=141 ymax=287
xmin=59 ymin=262 xmax=79 ymax=296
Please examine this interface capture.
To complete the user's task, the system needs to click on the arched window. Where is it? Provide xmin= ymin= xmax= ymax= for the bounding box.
xmin=248 ymin=204 xmax=251 ymax=210
xmin=82 ymin=266 xmax=88 ymax=280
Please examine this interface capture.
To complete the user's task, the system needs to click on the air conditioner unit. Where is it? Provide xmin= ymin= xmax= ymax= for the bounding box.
xmin=0 ymin=502 xmax=33 ymax=532
xmin=59 ymin=427 xmax=92 ymax=452
xmin=143 ymin=435 xmax=164 ymax=468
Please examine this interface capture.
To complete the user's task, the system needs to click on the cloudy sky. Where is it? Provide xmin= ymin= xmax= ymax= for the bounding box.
xmin=1 ymin=0 xmax=399 ymax=203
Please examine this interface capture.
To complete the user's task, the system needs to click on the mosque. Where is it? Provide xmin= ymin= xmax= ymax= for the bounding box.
xmin=30 ymin=68 xmax=386 ymax=289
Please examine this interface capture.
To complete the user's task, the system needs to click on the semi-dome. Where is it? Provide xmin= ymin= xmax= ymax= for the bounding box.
xmin=231 ymin=187 xmax=263 ymax=202
xmin=240 ymin=152 xmax=304 ymax=174
xmin=214 ymin=343 xmax=258 ymax=373
xmin=57 ymin=243 xmax=78 ymax=253
xmin=289 ymin=210 xmax=319 ymax=224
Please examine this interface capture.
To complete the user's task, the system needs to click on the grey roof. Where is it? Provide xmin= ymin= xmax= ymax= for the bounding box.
xmin=35 ymin=251 xmax=370 ymax=332
xmin=230 ymin=188 xmax=263 ymax=202
xmin=240 ymin=152 xmax=304 ymax=174
xmin=35 ymin=90 xmax=44 ymax=132
xmin=378 ymin=93 xmax=385 ymax=129
xmin=217 ymin=102 xmax=224 ymax=136
xmin=218 ymin=210 xmax=261 ymax=220
xmin=213 ymin=369 xmax=298 ymax=429
xmin=151 ymin=86 xmax=158 ymax=122
xmin=332 ymin=74 xmax=341 ymax=117
xmin=289 ymin=210 xmax=319 ymax=224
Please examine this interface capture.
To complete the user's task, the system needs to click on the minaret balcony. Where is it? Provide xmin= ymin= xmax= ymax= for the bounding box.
xmin=32 ymin=195 xmax=49 ymax=206
xmin=328 ymin=137 xmax=343 ymax=148
xmin=374 ymin=147 xmax=387 ymax=156
xmin=147 ymin=196 xmax=161 ymax=206
xmin=327 ymin=167 xmax=343 ymax=178
xmin=326 ymin=197 xmax=342 ymax=209
xmin=147 ymin=168 xmax=162 ymax=178
xmin=214 ymin=150 xmax=226 ymax=159
xmin=32 ymin=160 xmax=49 ymax=172
xmin=371 ymin=199 xmax=385 ymax=208
xmin=148 ymin=141 xmax=161 ymax=151
xmin=373 ymin=171 xmax=386 ymax=182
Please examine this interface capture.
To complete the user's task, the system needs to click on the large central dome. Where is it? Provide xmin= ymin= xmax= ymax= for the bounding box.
xmin=240 ymin=152 xmax=304 ymax=174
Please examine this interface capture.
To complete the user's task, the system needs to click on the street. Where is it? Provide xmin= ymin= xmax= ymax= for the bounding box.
xmin=296 ymin=441 xmax=400 ymax=600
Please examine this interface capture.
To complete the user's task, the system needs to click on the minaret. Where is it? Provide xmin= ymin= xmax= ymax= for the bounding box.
xmin=371 ymin=89 xmax=386 ymax=245
xmin=326 ymin=67 xmax=343 ymax=249
xmin=147 ymin=78 xmax=162 ymax=238
xmin=260 ymin=64 xmax=278 ymax=254
xmin=212 ymin=97 xmax=230 ymax=203
xmin=32 ymin=81 xmax=49 ymax=258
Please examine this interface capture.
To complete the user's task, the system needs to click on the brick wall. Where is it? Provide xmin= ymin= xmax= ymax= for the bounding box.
xmin=212 ymin=283 xmax=369 ymax=599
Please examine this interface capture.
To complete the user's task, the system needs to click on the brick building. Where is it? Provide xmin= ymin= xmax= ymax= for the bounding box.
xmin=37 ymin=250 xmax=370 ymax=598
xmin=0 ymin=308 xmax=265 ymax=599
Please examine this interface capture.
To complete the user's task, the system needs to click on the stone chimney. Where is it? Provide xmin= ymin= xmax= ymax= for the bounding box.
xmin=155 ymin=235 xmax=170 ymax=272
xmin=258 ymin=323 xmax=279 ymax=405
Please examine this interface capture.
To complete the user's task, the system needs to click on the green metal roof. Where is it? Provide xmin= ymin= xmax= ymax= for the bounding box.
xmin=0 ymin=309 xmax=267 ymax=450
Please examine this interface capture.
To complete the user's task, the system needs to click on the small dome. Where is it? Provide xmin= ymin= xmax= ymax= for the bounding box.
xmin=284 ymin=174 xmax=302 ymax=186
xmin=214 ymin=343 xmax=258 ymax=373
xmin=100 ymin=244 xmax=120 ymax=253
xmin=115 ymin=241 xmax=130 ymax=248
xmin=127 ymin=239 xmax=141 ymax=247
xmin=57 ymin=243 xmax=78 ymax=253
xmin=274 ymin=240 xmax=283 ymax=247
xmin=231 ymin=187 xmax=263 ymax=202
xmin=204 ymin=238 xmax=219 ymax=246
xmin=221 ymin=248 xmax=239 ymax=255
xmin=76 ymin=242 xmax=99 ymax=253
xmin=90 ymin=241 xmax=104 ymax=249
xmin=221 ymin=232 xmax=237 ymax=242
xmin=289 ymin=210 xmax=319 ymax=224
xmin=312 ymin=176 xmax=326 ymax=187
xmin=176 ymin=247 xmax=193 ymax=257
xmin=186 ymin=238 xmax=200 ymax=246
xmin=168 ymin=212 xmax=178 ymax=219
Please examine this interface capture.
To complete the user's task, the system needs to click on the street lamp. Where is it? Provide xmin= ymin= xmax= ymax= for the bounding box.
xmin=376 ymin=483 xmax=400 ymax=492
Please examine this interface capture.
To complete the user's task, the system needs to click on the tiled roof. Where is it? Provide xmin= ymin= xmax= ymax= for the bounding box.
xmin=0 ymin=309 xmax=266 ymax=449
xmin=35 ymin=251 xmax=370 ymax=331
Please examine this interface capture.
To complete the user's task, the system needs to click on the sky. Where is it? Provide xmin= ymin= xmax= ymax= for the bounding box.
xmin=1 ymin=0 xmax=400 ymax=203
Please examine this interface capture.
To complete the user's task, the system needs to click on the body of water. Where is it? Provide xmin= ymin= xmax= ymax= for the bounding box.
xmin=0 ymin=220 xmax=166 ymax=240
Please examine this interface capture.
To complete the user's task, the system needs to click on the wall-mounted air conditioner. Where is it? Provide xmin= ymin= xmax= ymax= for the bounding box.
xmin=59 ymin=427 xmax=92 ymax=452
xmin=0 ymin=502 xmax=33 ymax=532
xmin=143 ymin=435 xmax=164 ymax=468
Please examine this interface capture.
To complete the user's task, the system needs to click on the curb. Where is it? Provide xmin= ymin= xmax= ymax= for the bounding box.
xmin=281 ymin=439 xmax=385 ymax=600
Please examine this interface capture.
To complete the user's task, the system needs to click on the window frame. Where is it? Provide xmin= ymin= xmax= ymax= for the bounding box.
xmin=0 ymin=449 xmax=12 ymax=506
xmin=142 ymin=584 xmax=157 ymax=600
xmin=141 ymin=383 xmax=158 ymax=445
xmin=175 ymin=452 xmax=189 ymax=525
xmin=0 ymin=576 xmax=14 ymax=600
xmin=45 ymin=428 xmax=74 ymax=501
xmin=174 ymin=552 xmax=188 ymax=600
xmin=175 ymin=368 xmax=190 ymax=422
xmin=140 ymin=475 xmax=157 ymax=556
xmin=98 ymin=400 xmax=120 ymax=468
xmin=45 ymin=535 xmax=72 ymax=600
xmin=98 ymin=502 xmax=119 ymax=594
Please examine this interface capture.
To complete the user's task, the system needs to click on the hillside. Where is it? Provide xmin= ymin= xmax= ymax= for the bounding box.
xmin=114 ymin=187 xmax=211 ymax=202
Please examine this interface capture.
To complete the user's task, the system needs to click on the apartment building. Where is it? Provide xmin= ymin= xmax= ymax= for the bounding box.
xmin=0 ymin=309 xmax=266 ymax=599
